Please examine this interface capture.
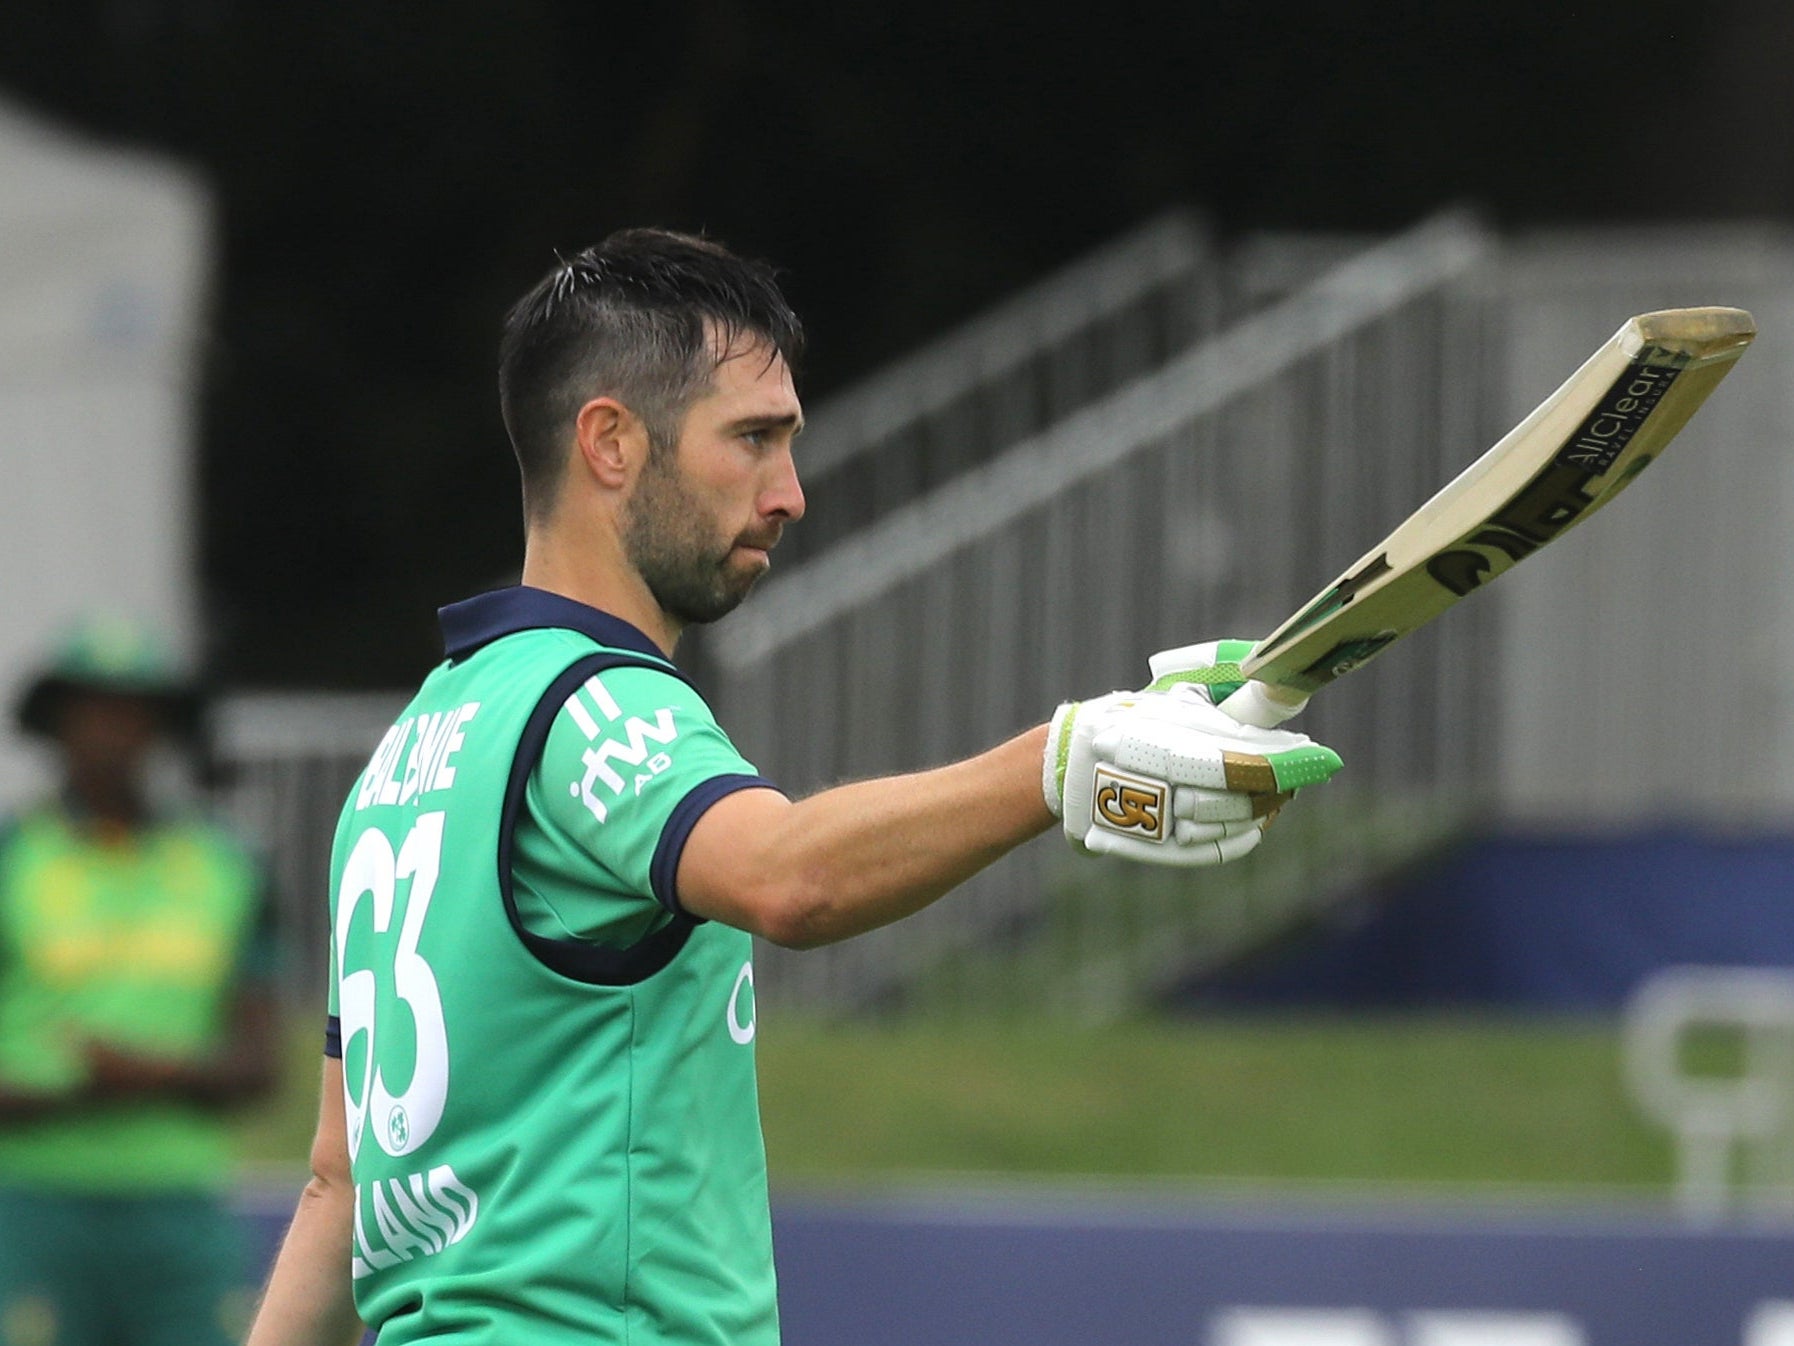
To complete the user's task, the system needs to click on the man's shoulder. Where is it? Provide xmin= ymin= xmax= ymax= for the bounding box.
xmin=562 ymin=659 xmax=714 ymax=718
xmin=534 ymin=657 xmax=752 ymax=841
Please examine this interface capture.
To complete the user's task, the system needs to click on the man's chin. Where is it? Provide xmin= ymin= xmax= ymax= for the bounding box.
xmin=660 ymin=572 xmax=762 ymax=628
xmin=720 ymin=566 xmax=766 ymax=612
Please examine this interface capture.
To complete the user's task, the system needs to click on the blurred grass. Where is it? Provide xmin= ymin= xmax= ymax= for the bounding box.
xmin=755 ymin=1014 xmax=1673 ymax=1190
xmin=235 ymin=1012 xmax=1676 ymax=1194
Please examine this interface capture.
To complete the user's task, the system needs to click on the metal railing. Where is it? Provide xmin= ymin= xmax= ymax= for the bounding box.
xmin=706 ymin=212 xmax=1500 ymax=1016
xmin=764 ymin=211 xmax=1219 ymax=567
xmin=212 ymin=691 xmax=407 ymax=1007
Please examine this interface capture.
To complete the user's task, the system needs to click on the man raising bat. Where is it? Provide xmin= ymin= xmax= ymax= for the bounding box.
xmin=244 ymin=228 xmax=1340 ymax=1346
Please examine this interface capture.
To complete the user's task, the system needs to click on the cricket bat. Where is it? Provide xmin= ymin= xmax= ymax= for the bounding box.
xmin=1239 ymin=306 xmax=1756 ymax=712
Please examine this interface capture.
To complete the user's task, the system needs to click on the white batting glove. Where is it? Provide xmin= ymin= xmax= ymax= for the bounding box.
xmin=1043 ymin=689 xmax=1342 ymax=867
xmin=1145 ymin=639 xmax=1310 ymax=729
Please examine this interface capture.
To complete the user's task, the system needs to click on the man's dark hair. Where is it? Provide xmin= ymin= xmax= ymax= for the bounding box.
xmin=498 ymin=228 xmax=804 ymax=518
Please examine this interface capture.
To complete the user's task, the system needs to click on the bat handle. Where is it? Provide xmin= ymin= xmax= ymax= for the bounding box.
xmin=1219 ymin=679 xmax=1310 ymax=729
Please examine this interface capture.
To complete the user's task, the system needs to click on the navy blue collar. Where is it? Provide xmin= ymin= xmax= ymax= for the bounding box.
xmin=438 ymin=586 xmax=670 ymax=663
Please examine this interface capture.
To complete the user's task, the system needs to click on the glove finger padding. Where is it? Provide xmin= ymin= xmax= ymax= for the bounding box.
xmin=1173 ymin=786 xmax=1289 ymax=825
xmin=1175 ymin=816 xmax=1262 ymax=845
xmin=1081 ymin=817 xmax=1266 ymax=868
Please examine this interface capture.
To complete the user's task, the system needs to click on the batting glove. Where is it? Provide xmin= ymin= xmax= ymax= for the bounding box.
xmin=1145 ymin=639 xmax=1310 ymax=729
xmin=1043 ymin=688 xmax=1342 ymax=867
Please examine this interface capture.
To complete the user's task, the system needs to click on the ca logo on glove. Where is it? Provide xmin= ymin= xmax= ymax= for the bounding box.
xmin=1092 ymin=766 xmax=1168 ymax=841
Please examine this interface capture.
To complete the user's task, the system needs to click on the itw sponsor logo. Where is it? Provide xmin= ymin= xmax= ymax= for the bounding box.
xmin=563 ymin=675 xmax=679 ymax=823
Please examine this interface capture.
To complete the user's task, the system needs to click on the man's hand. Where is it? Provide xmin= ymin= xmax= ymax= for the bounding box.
xmin=1144 ymin=639 xmax=1310 ymax=729
xmin=1043 ymin=687 xmax=1341 ymax=866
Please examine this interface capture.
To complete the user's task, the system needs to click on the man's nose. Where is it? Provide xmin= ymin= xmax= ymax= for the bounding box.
xmin=764 ymin=452 xmax=805 ymax=522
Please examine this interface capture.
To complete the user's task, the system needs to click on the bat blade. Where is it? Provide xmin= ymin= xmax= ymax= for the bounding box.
xmin=1240 ymin=306 xmax=1756 ymax=701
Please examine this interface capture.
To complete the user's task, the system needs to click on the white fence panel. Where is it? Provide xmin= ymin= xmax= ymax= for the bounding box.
xmin=1491 ymin=227 xmax=1794 ymax=826
xmin=761 ymin=211 xmax=1219 ymax=568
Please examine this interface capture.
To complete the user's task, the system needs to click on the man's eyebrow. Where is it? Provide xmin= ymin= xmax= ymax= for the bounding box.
xmin=727 ymin=412 xmax=805 ymax=436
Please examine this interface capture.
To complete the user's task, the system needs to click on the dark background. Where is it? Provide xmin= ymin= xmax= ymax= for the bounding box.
xmin=5 ymin=0 xmax=1791 ymax=686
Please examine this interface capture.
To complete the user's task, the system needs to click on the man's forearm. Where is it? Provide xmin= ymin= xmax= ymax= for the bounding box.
xmin=245 ymin=1174 xmax=364 ymax=1346
xmin=690 ymin=725 xmax=1055 ymax=948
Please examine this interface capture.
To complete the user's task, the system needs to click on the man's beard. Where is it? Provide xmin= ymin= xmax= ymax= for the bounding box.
xmin=622 ymin=453 xmax=770 ymax=627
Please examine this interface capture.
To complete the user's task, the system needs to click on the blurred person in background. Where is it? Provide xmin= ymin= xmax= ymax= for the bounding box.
xmin=0 ymin=617 xmax=280 ymax=1346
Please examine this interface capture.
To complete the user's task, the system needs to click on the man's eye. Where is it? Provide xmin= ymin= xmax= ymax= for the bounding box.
xmin=742 ymin=429 xmax=767 ymax=446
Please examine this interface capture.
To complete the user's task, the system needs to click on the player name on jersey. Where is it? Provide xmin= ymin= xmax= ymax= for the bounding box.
xmin=355 ymin=702 xmax=483 ymax=812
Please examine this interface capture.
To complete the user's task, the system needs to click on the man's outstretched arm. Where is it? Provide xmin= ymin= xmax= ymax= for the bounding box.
xmin=678 ymin=682 xmax=1340 ymax=949
xmin=245 ymin=1056 xmax=365 ymax=1346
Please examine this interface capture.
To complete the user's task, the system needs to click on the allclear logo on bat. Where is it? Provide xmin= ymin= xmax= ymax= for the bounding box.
xmin=1092 ymin=765 xmax=1168 ymax=841
xmin=1559 ymin=358 xmax=1680 ymax=472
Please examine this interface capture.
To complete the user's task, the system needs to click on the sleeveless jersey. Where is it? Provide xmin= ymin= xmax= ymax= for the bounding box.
xmin=328 ymin=588 xmax=779 ymax=1345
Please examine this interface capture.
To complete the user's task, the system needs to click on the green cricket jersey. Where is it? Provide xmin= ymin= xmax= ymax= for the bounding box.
xmin=327 ymin=586 xmax=780 ymax=1345
xmin=0 ymin=804 xmax=266 ymax=1191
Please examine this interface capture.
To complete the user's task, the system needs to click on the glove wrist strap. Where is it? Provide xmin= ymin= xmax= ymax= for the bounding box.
xmin=1044 ymin=701 xmax=1079 ymax=817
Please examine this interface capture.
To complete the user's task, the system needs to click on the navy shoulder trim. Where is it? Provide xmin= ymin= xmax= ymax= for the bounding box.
xmin=324 ymin=1015 xmax=342 ymax=1059
xmin=499 ymin=651 xmax=703 ymax=985
xmin=649 ymin=775 xmax=783 ymax=916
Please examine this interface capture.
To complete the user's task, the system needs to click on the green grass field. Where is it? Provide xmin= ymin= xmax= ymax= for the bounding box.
xmin=235 ymin=1012 xmax=1677 ymax=1196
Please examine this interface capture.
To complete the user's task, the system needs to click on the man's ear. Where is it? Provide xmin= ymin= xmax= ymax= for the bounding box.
xmin=574 ymin=397 xmax=643 ymax=490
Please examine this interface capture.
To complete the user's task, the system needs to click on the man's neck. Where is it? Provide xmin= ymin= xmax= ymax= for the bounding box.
xmin=520 ymin=535 xmax=681 ymax=657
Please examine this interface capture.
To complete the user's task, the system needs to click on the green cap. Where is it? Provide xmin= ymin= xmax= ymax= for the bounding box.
xmin=13 ymin=616 xmax=203 ymax=739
